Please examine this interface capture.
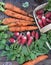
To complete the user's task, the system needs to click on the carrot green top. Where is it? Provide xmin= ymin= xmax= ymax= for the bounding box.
xmin=0 ymin=5 xmax=5 ymax=12
xmin=0 ymin=2 xmax=5 ymax=12
xmin=0 ymin=2 xmax=5 ymax=6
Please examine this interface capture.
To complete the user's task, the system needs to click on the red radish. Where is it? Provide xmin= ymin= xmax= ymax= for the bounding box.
xmin=38 ymin=19 xmax=43 ymax=28
xmin=36 ymin=10 xmax=44 ymax=15
xmin=46 ymin=18 xmax=51 ymax=23
xmin=17 ymin=33 xmax=22 ymax=40
xmin=27 ymin=31 xmax=30 ymax=39
xmin=35 ymin=32 xmax=39 ymax=40
xmin=42 ymin=16 xmax=47 ymax=26
xmin=37 ymin=15 xmax=42 ymax=19
xmin=14 ymin=32 xmax=19 ymax=37
xmin=21 ymin=36 xmax=27 ymax=45
xmin=45 ymin=12 xmax=51 ymax=18
xmin=27 ymin=37 xmax=33 ymax=46
xmin=17 ymin=34 xmax=23 ymax=44
xmin=31 ymin=31 xmax=36 ymax=38
xmin=9 ymin=38 xmax=15 ymax=43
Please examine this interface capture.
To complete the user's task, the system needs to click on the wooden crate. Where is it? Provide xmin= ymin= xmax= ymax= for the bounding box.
xmin=33 ymin=3 xmax=51 ymax=33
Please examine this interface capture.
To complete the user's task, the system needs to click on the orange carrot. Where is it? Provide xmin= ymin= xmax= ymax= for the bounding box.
xmin=4 ymin=3 xmax=32 ymax=17
xmin=9 ymin=26 xmax=38 ymax=32
xmin=4 ymin=10 xmax=34 ymax=21
xmin=16 ymin=21 xmax=34 ymax=26
xmin=8 ymin=21 xmax=35 ymax=27
xmin=2 ymin=18 xmax=17 ymax=24
xmin=2 ymin=18 xmax=35 ymax=25
xmin=23 ymin=55 xmax=48 ymax=65
xmin=32 ymin=55 xmax=48 ymax=64
xmin=8 ymin=22 xmax=16 ymax=27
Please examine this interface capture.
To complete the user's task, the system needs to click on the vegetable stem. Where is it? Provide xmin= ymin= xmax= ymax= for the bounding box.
xmin=18 ymin=45 xmax=22 ymax=53
xmin=0 ymin=5 xmax=5 ymax=12
xmin=0 ymin=2 xmax=5 ymax=6
xmin=0 ymin=25 xmax=8 ymax=31
xmin=27 ymin=45 xmax=31 ymax=53
xmin=0 ymin=20 xmax=2 ymax=24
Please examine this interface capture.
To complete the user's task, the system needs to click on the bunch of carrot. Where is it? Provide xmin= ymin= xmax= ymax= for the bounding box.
xmin=0 ymin=2 xmax=38 ymax=32
xmin=2 ymin=18 xmax=35 ymax=26
xmin=0 ymin=18 xmax=38 ymax=32
xmin=0 ymin=2 xmax=33 ymax=21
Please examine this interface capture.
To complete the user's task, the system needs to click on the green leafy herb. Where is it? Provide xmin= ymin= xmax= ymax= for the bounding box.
xmin=0 ymin=39 xmax=6 ymax=50
xmin=45 ymin=0 xmax=51 ymax=11
xmin=0 ymin=25 xmax=8 ymax=31
xmin=47 ymin=31 xmax=51 ymax=43
xmin=22 ymin=46 xmax=29 ymax=56
xmin=0 ymin=31 xmax=51 ymax=64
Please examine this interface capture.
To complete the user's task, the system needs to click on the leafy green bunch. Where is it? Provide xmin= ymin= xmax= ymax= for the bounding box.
xmin=45 ymin=0 xmax=51 ymax=11
xmin=0 ymin=32 xmax=50 ymax=64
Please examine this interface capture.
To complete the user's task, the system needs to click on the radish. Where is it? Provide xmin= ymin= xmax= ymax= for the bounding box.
xmin=38 ymin=19 xmax=43 ymax=28
xmin=35 ymin=32 xmax=39 ymax=40
xmin=42 ymin=16 xmax=47 ymax=26
xmin=26 ymin=31 xmax=30 ymax=39
xmin=21 ymin=36 xmax=27 ymax=45
xmin=46 ymin=18 xmax=51 ymax=23
xmin=9 ymin=38 xmax=15 ymax=43
xmin=17 ymin=33 xmax=22 ymax=40
xmin=31 ymin=31 xmax=36 ymax=38
xmin=36 ymin=9 xmax=44 ymax=15
xmin=27 ymin=37 xmax=33 ymax=46
xmin=37 ymin=15 xmax=42 ymax=19
xmin=14 ymin=32 xmax=19 ymax=37
xmin=45 ymin=12 xmax=51 ymax=18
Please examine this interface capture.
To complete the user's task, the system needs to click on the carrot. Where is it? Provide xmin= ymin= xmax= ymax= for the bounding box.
xmin=23 ymin=55 xmax=48 ymax=65
xmin=2 ymin=18 xmax=35 ymax=25
xmin=32 ymin=55 xmax=48 ymax=64
xmin=2 ymin=18 xmax=18 ymax=24
xmin=8 ymin=22 xmax=16 ymax=27
xmin=8 ymin=21 xmax=35 ymax=27
xmin=0 ymin=2 xmax=33 ymax=17
xmin=4 ymin=10 xmax=34 ymax=21
xmin=9 ymin=26 xmax=38 ymax=32
xmin=16 ymin=21 xmax=34 ymax=26
xmin=4 ymin=3 xmax=32 ymax=17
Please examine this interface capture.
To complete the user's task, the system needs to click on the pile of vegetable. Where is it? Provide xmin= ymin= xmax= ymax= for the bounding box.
xmin=0 ymin=31 xmax=51 ymax=64
xmin=0 ymin=2 xmax=40 ymax=64
xmin=0 ymin=30 xmax=51 ymax=64
xmin=9 ymin=31 xmax=40 ymax=46
xmin=36 ymin=0 xmax=51 ymax=28
xmin=36 ymin=10 xmax=51 ymax=28
xmin=0 ymin=2 xmax=38 ymax=46
xmin=0 ymin=2 xmax=38 ymax=32
xmin=0 ymin=0 xmax=51 ymax=65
